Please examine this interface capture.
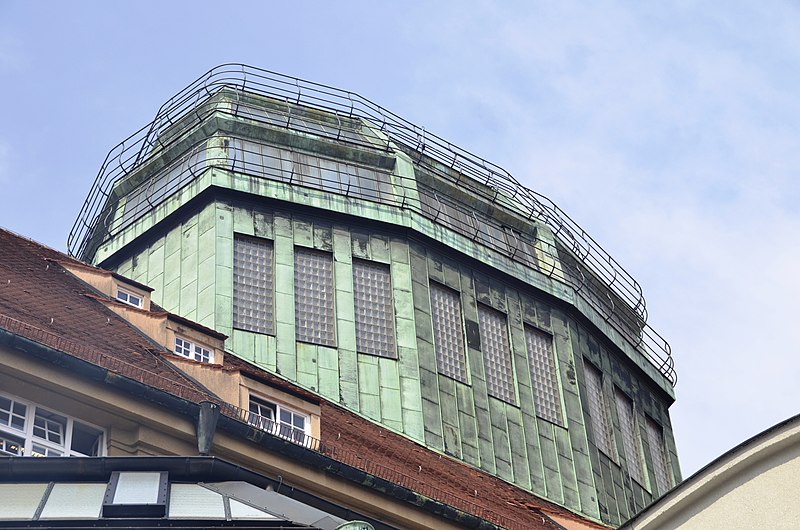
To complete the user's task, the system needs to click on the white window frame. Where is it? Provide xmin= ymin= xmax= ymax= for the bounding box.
xmin=247 ymin=396 xmax=310 ymax=446
xmin=116 ymin=288 xmax=143 ymax=308
xmin=174 ymin=336 xmax=213 ymax=363
xmin=0 ymin=391 xmax=105 ymax=457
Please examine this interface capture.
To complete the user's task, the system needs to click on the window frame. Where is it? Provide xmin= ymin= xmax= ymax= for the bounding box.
xmin=116 ymin=288 xmax=143 ymax=308
xmin=247 ymin=395 xmax=311 ymax=446
xmin=352 ymin=258 xmax=396 ymax=358
xmin=477 ymin=303 xmax=517 ymax=404
xmin=646 ymin=415 xmax=673 ymax=495
xmin=614 ymin=386 xmax=646 ymax=487
xmin=233 ymin=234 xmax=276 ymax=335
xmin=0 ymin=391 xmax=106 ymax=457
xmin=429 ymin=280 xmax=469 ymax=383
xmin=294 ymin=247 xmax=337 ymax=347
xmin=524 ymin=325 xmax=565 ymax=426
xmin=173 ymin=336 xmax=214 ymax=363
xmin=583 ymin=359 xmax=616 ymax=460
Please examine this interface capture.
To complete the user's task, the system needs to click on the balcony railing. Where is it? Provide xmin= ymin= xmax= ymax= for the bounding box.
xmin=68 ymin=64 xmax=674 ymax=385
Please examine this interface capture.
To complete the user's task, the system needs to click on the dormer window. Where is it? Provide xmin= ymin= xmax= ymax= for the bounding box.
xmin=248 ymin=396 xmax=309 ymax=445
xmin=116 ymin=288 xmax=143 ymax=308
xmin=174 ymin=336 xmax=213 ymax=363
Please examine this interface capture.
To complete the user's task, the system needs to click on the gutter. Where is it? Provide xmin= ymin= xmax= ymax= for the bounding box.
xmin=0 ymin=326 xmax=554 ymax=530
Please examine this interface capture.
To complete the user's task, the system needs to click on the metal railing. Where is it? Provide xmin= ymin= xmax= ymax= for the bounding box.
xmin=67 ymin=64 xmax=674 ymax=385
xmin=0 ymin=313 xmax=541 ymax=529
xmin=0 ymin=313 xmax=213 ymax=404
xmin=217 ymin=401 xmax=546 ymax=530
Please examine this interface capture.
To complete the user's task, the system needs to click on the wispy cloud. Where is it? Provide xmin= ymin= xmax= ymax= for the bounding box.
xmin=397 ymin=1 xmax=800 ymax=475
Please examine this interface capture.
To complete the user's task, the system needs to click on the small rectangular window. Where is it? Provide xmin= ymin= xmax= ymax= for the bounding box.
xmin=0 ymin=396 xmax=27 ymax=431
xmin=646 ymin=417 xmax=673 ymax=495
xmin=0 ymin=434 xmax=23 ymax=456
xmin=525 ymin=327 xmax=562 ymax=425
xmin=0 ymin=391 xmax=106 ymax=458
xmin=33 ymin=408 xmax=66 ymax=445
xmin=353 ymin=259 xmax=395 ymax=357
xmin=478 ymin=305 xmax=515 ymax=403
xmin=583 ymin=360 xmax=615 ymax=458
xmin=430 ymin=282 xmax=468 ymax=382
xmin=615 ymin=388 xmax=645 ymax=485
xmin=248 ymin=396 xmax=309 ymax=445
xmin=248 ymin=397 xmax=277 ymax=428
xmin=233 ymin=235 xmax=275 ymax=335
xmin=174 ymin=337 xmax=213 ymax=363
xmin=294 ymin=248 xmax=336 ymax=346
xmin=116 ymin=289 xmax=143 ymax=308
xmin=71 ymin=421 xmax=104 ymax=457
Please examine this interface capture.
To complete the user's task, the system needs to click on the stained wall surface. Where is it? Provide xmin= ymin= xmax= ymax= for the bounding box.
xmin=113 ymin=199 xmax=679 ymax=526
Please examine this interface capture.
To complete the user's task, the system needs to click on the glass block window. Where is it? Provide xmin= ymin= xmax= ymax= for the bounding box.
xmin=615 ymin=388 xmax=645 ymax=485
xmin=430 ymin=282 xmax=467 ymax=382
xmin=525 ymin=327 xmax=562 ymax=424
xmin=646 ymin=417 xmax=673 ymax=495
xmin=584 ymin=360 xmax=615 ymax=457
xmin=478 ymin=305 xmax=515 ymax=403
xmin=0 ymin=391 xmax=105 ymax=457
xmin=294 ymin=248 xmax=336 ymax=346
xmin=353 ymin=259 xmax=395 ymax=357
xmin=174 ymin=337 xmax=213 ymax=363
xmin=233 ymin=235 xmax=274 ymax=335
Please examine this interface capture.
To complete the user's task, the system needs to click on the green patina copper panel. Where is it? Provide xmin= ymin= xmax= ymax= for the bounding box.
xmin=538 ymin=421 xmax=564 ymax=504
xmin=232 ymin=329 xmax=256 ymax=363
xmin=254 ymin=333 xmax=276 ymax=370
xmin=438 ymin=376 xmax=461 ymax=458
xmin=506 ymin=405 xmax=531 ymax=490
xmin=358 ymin=355 xmax=381 ymax=421
xmin=96 ymin=179 xmax=680 ymax=527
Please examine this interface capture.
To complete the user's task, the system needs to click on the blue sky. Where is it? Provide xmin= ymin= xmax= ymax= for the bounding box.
xmin=2 ymin=1 xmax=800 ymax=480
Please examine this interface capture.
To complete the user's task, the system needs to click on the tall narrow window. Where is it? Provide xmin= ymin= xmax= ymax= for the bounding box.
xmin=525 ymin=327 xmax=562 ymax=425
xmin=615 ymin=388 xmax=645 ymax=485
xmin=353 ymin=260 xmax=395 ymax=357
xmin=430 ymin=282 xmax=467 ymax=382
xmin=583 ymin=360 xmax=615 ymax=458
xmin=116 ymin=288 xmax=143 ymax=308
xmin=646 ymin=417 xmax=673 ymax=495
xmin=294 ymin=248 xmax=335 ymax=346
xmin=233 ymin=235 xmax=274 ymax=335
xmin=478 ymin=305 xmax=515 ymax=403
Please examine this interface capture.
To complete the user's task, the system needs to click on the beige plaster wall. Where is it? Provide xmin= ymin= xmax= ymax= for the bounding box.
xmin=625 ymin=420 xmax=800 ymax=530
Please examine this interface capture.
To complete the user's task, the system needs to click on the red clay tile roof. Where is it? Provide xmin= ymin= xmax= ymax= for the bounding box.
xmin=320 ymin=401 xmax=609 ymax=530
xmin=0 ymin=227 xmax=212 ymax=404
xmin=221 ymin=352 xmax=607 ymax=529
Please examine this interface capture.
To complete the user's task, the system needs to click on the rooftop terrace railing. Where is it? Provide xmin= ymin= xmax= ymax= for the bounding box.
xmin=68 ymin=64 xmax=674 ymax=385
